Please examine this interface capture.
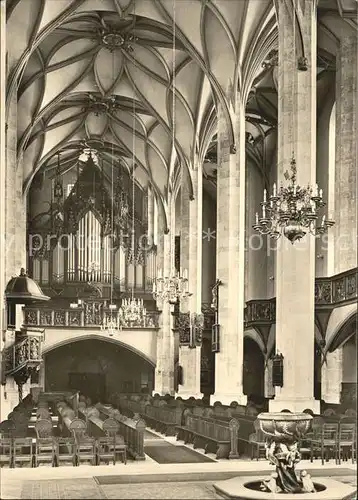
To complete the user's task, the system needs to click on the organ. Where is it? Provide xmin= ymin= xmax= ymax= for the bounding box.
xmin=28 ymin=155 xmax=157 ymax=296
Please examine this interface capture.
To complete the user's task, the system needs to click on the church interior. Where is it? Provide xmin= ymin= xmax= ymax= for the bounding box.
xmin=0 ymin=0 xmax=357 ymax=498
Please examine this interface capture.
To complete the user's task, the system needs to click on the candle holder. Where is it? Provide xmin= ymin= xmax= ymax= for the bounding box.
xmin=253 ymin=156 xmax=334 ymax=243
xmin=152 ymin=268 xmax=191 ymax=304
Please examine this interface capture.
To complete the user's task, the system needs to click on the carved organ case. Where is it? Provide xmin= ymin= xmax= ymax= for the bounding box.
xmin=27 ymin=156 xmax=157 ymax=297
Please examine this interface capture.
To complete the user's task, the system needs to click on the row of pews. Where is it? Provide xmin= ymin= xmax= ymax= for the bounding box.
xmin=113 ymin=393 xmax=357 ymax=461
xmin=0 ymin=393 xmax=146 ymax=467
xmin=115 ymin=394 xmax=258 ymax=459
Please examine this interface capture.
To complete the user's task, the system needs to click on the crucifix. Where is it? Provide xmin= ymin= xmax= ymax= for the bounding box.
xmin=210 ymin=279 xmax=222 ymax=312
xmin=211 ymin=279 xmax=222 ymax=352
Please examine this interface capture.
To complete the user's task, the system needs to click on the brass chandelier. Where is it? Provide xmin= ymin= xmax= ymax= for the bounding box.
xmin=253 ymin=156 xmax=335 ymax=243
xmin=152 ymin=268 xmax=191 ymax=305
xmin=152 ymin=15 xmax=191 ymax=306
xmin=118 ymin=8 xmax=146 ymax=326
xmin=253 ymin=0 xmax=335 ymax=244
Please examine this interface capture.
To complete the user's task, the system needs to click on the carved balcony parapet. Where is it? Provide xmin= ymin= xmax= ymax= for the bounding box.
xmin=315 ymin=267 xmax=357 ymax=307
xmin=173 ymin=304 xmax=214 ymax=332
xmin=201 ymin=303 xmax=215 ymax=330
xmin=314 ymin=279 xmax=332 ymax=305
xmin=3 ymin=331 xmax=43 ymax=377
xmin=243 ymin=268 xmax=357 ymax=328
xmin=177 ymin=312 xmax=204 ymax=348
xmin=244 ymin=298 xmax=276 ymax=327
xmin=23 ymin=304 xmax=159 ymax=329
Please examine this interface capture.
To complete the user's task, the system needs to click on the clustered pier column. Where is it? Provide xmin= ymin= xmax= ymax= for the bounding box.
xmin=210 ymin=100 xmax=247 ymax=407
xmin=269 ymin=0 xmax=320 ymax=413
xmin=177 ymin=162 xmax=203 ymax=399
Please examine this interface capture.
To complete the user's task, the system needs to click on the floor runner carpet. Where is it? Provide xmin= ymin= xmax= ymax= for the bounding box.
xmin=94 ymin=468 xmax=355 ymax=485
xmin=144 ymin=443 xmax=215 ymax=464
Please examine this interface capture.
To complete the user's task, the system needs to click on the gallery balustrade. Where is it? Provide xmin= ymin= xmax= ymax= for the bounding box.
xmin=22 ymin=303 xmax=159 ymax=329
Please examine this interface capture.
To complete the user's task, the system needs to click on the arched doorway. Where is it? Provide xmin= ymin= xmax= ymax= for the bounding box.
xmin=327 ymin=312 xmax=357 ymax=410
xmin=341 ymin=335 xmax=356 ymax=409
xmin=243 ymin=337 xmax=265 ymax=402
xmin=44 ymin=338 xmax=155 ymax=403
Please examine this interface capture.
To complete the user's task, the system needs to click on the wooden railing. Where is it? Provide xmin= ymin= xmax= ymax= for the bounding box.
xmin=244 ymin=267 xmax=357 ymax=326
xmin=22 ymin=306 xmax=159 ymax=329
xmin=314 ymin=267 xmax=357 ymax=307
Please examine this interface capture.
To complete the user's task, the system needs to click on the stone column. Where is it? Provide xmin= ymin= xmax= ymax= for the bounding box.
xmin=5 ymin=95 xmax=26 ymax=282
xmin=210 ymin=100 xmax=247 ymax=406
xmin=39 ymin=358 xmax=46 ymax=390
xmin=245 ymin=158 xmax=268 ymax=301
xmin=147 ymin=185 xmax=154 ymax=247
xmin=177 ymin=164 xmax=203 ymax=399
xmin=153 ymin=199 xmax=175 ymax=396
xmin=321 ymin=349 xmax=342 ymax=405
xmin=334 ymin=35 xmax=357 ymax=273
xmin=269 ymin=0 xmax=320 ymax=413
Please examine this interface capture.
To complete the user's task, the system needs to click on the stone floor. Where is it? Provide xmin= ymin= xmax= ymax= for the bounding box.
xmin=2 ymin=460 xmax=356 ymax=499
xmin=1 ymin=427 xmax=356 ymax=499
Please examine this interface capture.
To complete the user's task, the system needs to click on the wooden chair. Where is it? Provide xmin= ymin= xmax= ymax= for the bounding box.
xmin=96 ymin=437 xmax=117 ymax=465
xmin=69 ymin=418 xmax=96 ymax=466
xmin=338 ymin=423 xmax=356 ymax=464
xmin=55 ymin=437 xmax=76 ymax=466
xmin=12 ymin=438 xmax=34 ymax=468
xmin=0 ymin=420 xmax=16 ymax=438
xmin=35 ymin=419 xmax=53 ymax=439
xmin=344 ymin=409 xmax=356 ymax=418
xmin=323 ymin=408 xmax=336 ymax=417
xmin=34 ymin=419 xmax=56 ymax=467
xmin=102 ymin=419 xmax=127 ymax=465
xmin=9 ymin=414 xmax=29 ymax=438
xmin=249 ymin=420 xmax=266 ymax=461
xmin=0 ymin=438 xmax=13 ymax=468
xmin=35 ymin=438 xmax=56 ymax=467
xmin=310 ymin=423 xmax=339 ymax=465
xmin=75 ymin=435 xmax=96 ymax=466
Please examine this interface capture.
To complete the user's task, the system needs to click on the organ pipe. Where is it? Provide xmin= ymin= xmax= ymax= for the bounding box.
xmin=147 ymin=186 xmax=154 ymax=247
xmin=84 ymin=214 xmax=87 ymax=281
xmin=62 ymin=210 xmax=152 ymax=287
xmin=68 ymin=234 xmax=75 ymax=281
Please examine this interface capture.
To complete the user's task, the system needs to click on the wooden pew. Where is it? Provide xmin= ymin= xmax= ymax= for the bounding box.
xmin=111 ymin=410 xmax=145 ymax=460
xmin=86 ymin=416 xmax=127 ymax=464
xmin=176 ymin=413 xmax=240 ymax=459
xmin=143 ymin=403 xmax=185 ymax=436
xmin=93 ymin=404 xmax=145 ymax=460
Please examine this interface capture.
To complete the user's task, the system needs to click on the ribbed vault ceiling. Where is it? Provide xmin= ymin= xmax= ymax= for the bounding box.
xmin=7 ymin=0 xmax=277 ymax=206
xmin=6 ymin=0 xmax=356 ymax=210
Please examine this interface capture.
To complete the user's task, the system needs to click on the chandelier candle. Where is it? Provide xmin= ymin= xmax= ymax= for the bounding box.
xmin=253 ymin=156 xmax=335 ymax=243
